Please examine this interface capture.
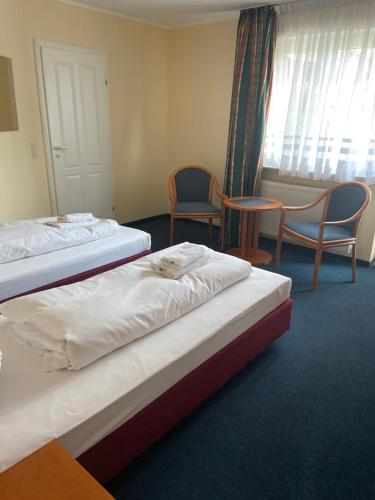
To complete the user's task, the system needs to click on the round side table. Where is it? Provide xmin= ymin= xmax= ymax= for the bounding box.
xmin=224 ymin=196 xmax=283 ymax=265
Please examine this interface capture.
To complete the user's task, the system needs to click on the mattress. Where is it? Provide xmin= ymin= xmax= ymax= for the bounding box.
xmin=0 ymin=226 xmax=151 ymax=301
xmin=0 ymin=266 xmax=291 ymax=473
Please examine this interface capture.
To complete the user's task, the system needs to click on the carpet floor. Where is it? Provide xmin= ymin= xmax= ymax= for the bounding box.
xmin=107 ymin=216 xmax=375 ymax=500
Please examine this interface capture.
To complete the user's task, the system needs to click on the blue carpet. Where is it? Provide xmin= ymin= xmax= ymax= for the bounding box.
xmin=107 ymin=216 xmax=375 ymax=500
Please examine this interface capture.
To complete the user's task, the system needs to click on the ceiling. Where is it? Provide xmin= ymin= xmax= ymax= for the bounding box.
xmin=61 ymin=0 xmax=283 ymax=28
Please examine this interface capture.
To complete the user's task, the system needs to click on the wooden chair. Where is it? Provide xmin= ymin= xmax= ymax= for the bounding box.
xmin=168 ymin=165 xmax=227 ymax=248
xmin=274 ymin=181 xmax=371 ymax=290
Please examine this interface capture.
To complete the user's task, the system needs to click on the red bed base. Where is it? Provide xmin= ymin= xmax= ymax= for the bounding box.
xmin=77 ymin=298 xmax=293 ymax=484
xmin=2 ymin=250 xmax=151 ymax=303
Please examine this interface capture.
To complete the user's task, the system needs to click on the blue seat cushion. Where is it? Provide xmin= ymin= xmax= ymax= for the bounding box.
xmin=285 ymin=222 xmax=352 ymax=241
xmin=174 ymin=202 xmax=221 ymax=214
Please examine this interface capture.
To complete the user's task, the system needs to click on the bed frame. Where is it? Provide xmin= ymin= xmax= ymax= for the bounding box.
xmin=2 ymin=250 xmax=151 ymax=303
xmin=77 ymin=298 xmax=292 ymax=484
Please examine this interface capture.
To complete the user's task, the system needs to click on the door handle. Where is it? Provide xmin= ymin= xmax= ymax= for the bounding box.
xmin=53 ymin=145 xmax=71 ymax=151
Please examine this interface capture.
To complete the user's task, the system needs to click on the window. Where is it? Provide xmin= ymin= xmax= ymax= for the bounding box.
xmin=264 ymin=0 xmax=375 ymax=184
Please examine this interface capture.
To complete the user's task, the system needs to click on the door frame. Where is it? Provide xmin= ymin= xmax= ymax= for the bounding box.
xmin=34 ymin=40 xmax=114 ymax=216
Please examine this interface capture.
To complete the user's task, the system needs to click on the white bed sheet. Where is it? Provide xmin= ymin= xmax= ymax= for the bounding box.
xmin=0 ymin=267 xmax=291 ymax=472
xmin=0 ymin=226 xmax=151 ymax=301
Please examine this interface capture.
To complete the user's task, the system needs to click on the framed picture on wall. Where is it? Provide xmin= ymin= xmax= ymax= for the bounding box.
xmin=0 ymin=55 xmax=18 ymax=132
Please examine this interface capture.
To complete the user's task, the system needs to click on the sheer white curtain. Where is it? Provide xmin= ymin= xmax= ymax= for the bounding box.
xmin=264 ymin=0 xmax=375 ymax=183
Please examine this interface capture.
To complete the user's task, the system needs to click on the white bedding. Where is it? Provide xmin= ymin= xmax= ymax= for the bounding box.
xmin=0 ymin=248 xmax=251 ymax=371
xmin=0 ymin=218 xmax=119 ymax=264
xmin=0 ymin=262 xmax=291 ymax=473
xmin=0 ymin=226 xmax=151 ymax=302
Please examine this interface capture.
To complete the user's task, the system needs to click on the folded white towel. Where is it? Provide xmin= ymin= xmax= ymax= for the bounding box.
xmin=58 ymin=213 xmax=94 ymax=223
xmin=160 ymin=242 xmax=208 ymax=270
xmin=152 ymin=253 xmax=210 ymax=279
xmin=44 ymin=221 xmax=83 ymax=229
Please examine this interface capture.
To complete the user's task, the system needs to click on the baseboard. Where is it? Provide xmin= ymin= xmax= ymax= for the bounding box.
xmin=124 ymin=214 xmax=221 ymax=228
xmin=121 ymin=213 xmax=169 ymax=226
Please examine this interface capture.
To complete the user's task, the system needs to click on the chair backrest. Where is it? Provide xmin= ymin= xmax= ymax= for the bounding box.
xmin=324 ymin=182 xmax=371 ymax=234
xmin=172 ymin=166 xmax=212 ymax=203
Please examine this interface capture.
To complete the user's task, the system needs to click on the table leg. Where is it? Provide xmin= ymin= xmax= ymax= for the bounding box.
xmin=252 ymin=212 xmax=260 ymax=250
xmin=246 ymin=213 xmax=254 ymax=249
xmin=240 ymin=212 xmax=248 ymax=259
xmin=226 ymin=209 xmax=272 ymax=266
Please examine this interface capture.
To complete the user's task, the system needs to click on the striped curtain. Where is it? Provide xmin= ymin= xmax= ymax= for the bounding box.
xmin=224 ymin=6 xmax=276 ymax=247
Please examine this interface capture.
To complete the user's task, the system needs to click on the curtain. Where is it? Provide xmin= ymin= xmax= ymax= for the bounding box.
xmin=224 ymin=6 xmax=276 ymax=247
xmin=264 ymin=0 xmax=375 ymax=184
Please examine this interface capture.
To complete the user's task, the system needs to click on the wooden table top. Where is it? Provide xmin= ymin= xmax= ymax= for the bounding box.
xmin=0 ymin=441 xmax=113 ymax=500
xmin=224 ymin=196 xmax=283 ymax=212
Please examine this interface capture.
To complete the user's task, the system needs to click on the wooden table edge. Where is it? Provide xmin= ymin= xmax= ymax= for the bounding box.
xmin=0 ymin=441 xmax=113 ymax=500
xmin=224 ymin=196 xmax=283 ymax=211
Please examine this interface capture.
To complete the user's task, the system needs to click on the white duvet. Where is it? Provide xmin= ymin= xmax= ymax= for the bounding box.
xmin=0 ymin=248 xmax=251 ymax=371
xmin=0 ymin=219 xmax=119 ymax=264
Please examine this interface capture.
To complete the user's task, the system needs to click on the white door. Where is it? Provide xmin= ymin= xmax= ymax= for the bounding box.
xmin=40 ymin=44 xmax=114 ymax=218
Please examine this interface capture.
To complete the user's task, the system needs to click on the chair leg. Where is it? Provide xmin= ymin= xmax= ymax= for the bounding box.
xmin=274 ymin=228 xmax=283 ymax=267
xmin=208 ymin=218 xmax=213 ymax=238
xmin=352 ymin=244 xmax=357 ymax=282
xmin=220 ymin=215 xmax=225 ymax=250
xmin=312 ymin=247 xmax=322 ymax=291
xmin=169 ymin=215 xmax=174 ymax=245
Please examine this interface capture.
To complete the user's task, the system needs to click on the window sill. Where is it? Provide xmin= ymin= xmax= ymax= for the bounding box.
xmin=262 ymin=165 xmax=370 ymax=184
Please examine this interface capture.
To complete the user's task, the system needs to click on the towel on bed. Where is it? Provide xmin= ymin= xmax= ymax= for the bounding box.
xmin=0 ymin=247 xmax=251 ymax=371
xmin=160 ymin=242 xmax=208 ymax=269
xmin=152 ymin=243 xmax=210 ymax=279
xmin=44 ymin=221 xmax=90 ymax=229
xmin=151 ymin=255 xmax=210 ymax=279
xmin=57 ymin=213 xmax=94 ymax=223
xmin=45 ymin=218 xmax=115 ymax=234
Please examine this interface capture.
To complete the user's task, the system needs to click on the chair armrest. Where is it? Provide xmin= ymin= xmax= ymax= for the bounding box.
xmin=212 ymin=178 xmax=227 ymax=207
xmin=213 ymin=178 xmax=226 ymax=197
xmin=282 ymin=193 xmax=327 ymax=212
xmin=279 ymin=193 xmax=327 ymax=234
xmin=168 ymin=176 xmax=176 ymax=211
xmin=321 ymin=212 xmax=363 ymax=227
xmin=169 ymin=196 xmax=176 ymax=212
xmin=215 ymin=191 xmax=228 ymax=200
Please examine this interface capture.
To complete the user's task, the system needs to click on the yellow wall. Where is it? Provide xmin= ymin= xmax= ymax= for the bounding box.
xmin=167 ymin=20 xmax=237 ymax=194
xmin=167 ymin=19 xmax=375 ymax=262
xmin=0 ymin=0 xmax=168 ymax=223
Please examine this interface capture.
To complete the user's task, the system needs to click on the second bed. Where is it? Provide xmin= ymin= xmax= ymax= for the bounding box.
xmin=0 ymin=225 xmax=151 ymax=302
xmin=0 ymin=257 xmax=292 ymax=480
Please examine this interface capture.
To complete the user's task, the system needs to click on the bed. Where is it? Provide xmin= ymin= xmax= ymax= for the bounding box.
xmin=0 ymin=225 xmax=151 ymax=302
xmin=0 ymin=261 xmax=292 ymax=481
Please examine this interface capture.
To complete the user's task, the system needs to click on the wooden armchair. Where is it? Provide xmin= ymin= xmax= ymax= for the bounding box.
xmin=274 ymin=181 xmax=371 ymax=290
xmin=168 ymin=165 xmax=227 ymax=248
